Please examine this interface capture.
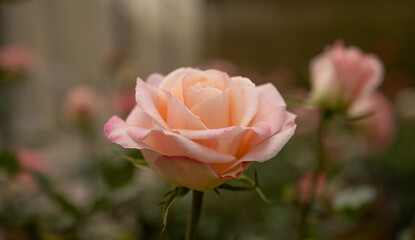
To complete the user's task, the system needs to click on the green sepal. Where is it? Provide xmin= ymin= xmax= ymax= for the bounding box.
xmin=213 ymin=188 xmax=221 ymax=196
xmin=159 ymin=187 xmax=190 ymax=237
xmin=284 ymin=96 xmax=316 ymax=108
xmin=113 ymin=150 xmax=149 ymax=169
xmin=340 ymin=110 xmax=374 ymax=122
xmin=217 ymin=171 xmax=272 ymax=204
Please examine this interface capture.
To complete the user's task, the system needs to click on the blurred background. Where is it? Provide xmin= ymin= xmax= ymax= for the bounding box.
xmin=0 ymin=0 xmax=415 ymax=239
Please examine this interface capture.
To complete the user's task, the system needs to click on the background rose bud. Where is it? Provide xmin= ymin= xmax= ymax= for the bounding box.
xmin=310 ymin=41 xmax=384 ymax=111
xmin=297 ymin=172 xmax=327 ymax=203
xmin=105 ymin=68 xmax=296 ymax=191
xmin=0 ymin=44 xmax=35 ymax=73
xmin=16 ymin=148 xmax=48 ymax=188
xmin=63 ymin=86 xmax=100 ymax=125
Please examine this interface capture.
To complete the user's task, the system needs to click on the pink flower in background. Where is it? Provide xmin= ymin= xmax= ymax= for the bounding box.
xmin=16 ymin=148 xmax=48 ymax=187
xmin=63 ymin=86 xmax=100 ymax=124
xmin=297 ymin=172 xmax=327 ymax=203
xmin=310 ymin=41 xmax=383 ymax=110
xmin=105 ymin=68 xmax=296 ymax=191
xmin=0 ymin=44 xmax=35 ymax=73
xmin=350 ymin=91 xmax=396 ymax=152
xmin=110 ymin=89 xmax=136 ymax=116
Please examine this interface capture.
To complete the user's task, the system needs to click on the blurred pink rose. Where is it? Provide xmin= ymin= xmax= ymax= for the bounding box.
xmin=350 ymin=91 xmax=395 ymax=152
xmin=110 ymin=89 xmax=137 ymax=117
xmin=105 ymin=68 xmax=296 ymax=191
xmin=63 ymin=86 xmax=100 ymax=124
xmin=297 ymin=172 xmax=326 ymax=203
xmin=310 ymin=41 xmax=383 ymax=110
xmin=16 ymin=148 xmax=48 ymax=187
xmin=0 ymin=44 xmax=35 ymax=73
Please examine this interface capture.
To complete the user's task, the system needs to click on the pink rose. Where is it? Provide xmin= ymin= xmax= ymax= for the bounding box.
xmin=0 ymin=44 xmax=35 ymax=73
xmin=105 ymin=68 xmax=296 ymax=191
xmin=297 ymin=172 xmax=327 ymax=203
xmin=63 ymin=86 xmax=100 ymax=124
xmin=16 ymin=148 xmax=49 ymax=188
xmin=310 ymin=41 xmax=383 ymax=110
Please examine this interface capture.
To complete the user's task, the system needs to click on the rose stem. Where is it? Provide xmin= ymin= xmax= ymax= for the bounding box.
xmin=298 ymin=109 xmax=329 ymax=239
xmin=185 ymin=190 xmax=204 ymax=240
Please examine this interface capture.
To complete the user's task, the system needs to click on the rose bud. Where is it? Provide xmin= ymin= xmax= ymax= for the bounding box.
xmin=63 ymin=86 xmax=100 ymax=125
xmin=105 ymin=68 xmax=296 ymax=192
xmin=297 ymin=171 xmax=327 ymax=204
xmin=16 ymin=148 xmax=49 ymax=188
xmin=0 ymin=44 xmax=35 ymax=74
xmin=309 ymin=41 xmax=383 ymax=112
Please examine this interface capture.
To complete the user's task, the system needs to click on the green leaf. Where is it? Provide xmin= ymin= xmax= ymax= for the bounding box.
xmin=50 ymin=192 xmax=83 ymax=219
xmin=113 ymin=150 xmax=148 ymax=169
xmin=160 ymin=187 xmax=190 ymax=237
xmin=34 ymin=173 xmax=82 ymax=219
xmin=0 ymin=150 xmax=20 ymax=174
xmin=33 ymin=172 xmax=51 ymax=188
xmin=101 ymin=159 xmax=135 ymax=189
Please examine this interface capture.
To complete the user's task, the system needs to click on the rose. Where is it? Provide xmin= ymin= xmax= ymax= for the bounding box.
xmin=16 ymin=148 xmax=48 ymax=188
xmin=105 ymin=68 xmax=296 ymax=191
xmin=63 ymin=86 xmax=100 ymax=125
xmin=310 ymin=41 xmax=383 ymax=111
xmin=0 ymin=44 xmax=35 ymax=73
xmin=297 ymin=172 xmax=326 ymax=204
